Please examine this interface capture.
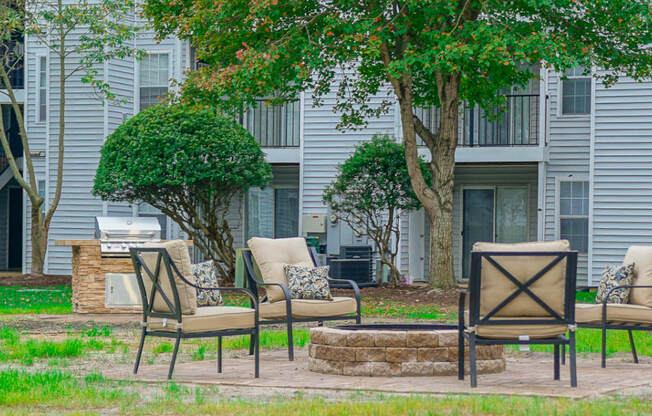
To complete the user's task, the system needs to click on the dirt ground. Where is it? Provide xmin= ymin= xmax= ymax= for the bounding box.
xmin=0 ymin=273 xmax=71 ymax=287
xmin=333 ymin=284 xmax=460 ymax=307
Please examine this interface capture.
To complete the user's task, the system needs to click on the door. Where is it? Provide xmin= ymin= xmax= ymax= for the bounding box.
xmin=461 ymin=186 xmax=529 ymax=278
xmin=462 ymin=189 xmax=495 ymax=278
xmin=408 ymin=208 xmax=426 ymax=281
xmin=8 ymin=187 xmax=22 ymax=270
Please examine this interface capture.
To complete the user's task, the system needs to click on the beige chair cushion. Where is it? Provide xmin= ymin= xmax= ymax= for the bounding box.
xmin=623 ymin=246 xmax=652 ymax=308
xmin=576 ymin=303 xmax=652 ymax=325
xmin=473 ymin=240 xmax=570 ymax=317
xmin=147 ymin=306 xmax=255 ymax=333
xmin=247 ymin=237 xmax=314 ymax=302
xmin=260 ymin=297 xmax=357 ymax=319
xmin=140 ymin=240 xmax=197 ymax=315
xmin=464 ymin=311 xmax=568 ymax=339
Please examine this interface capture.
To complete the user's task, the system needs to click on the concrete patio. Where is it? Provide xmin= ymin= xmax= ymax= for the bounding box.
xmin=103 ymin=349 xmax=652 ymax=399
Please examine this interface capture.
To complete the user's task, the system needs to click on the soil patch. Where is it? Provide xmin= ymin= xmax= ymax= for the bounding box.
xmin=0 ymin=274 xmax=71 ymax=287
xmin=332 ymin=284 xmax=460 ymax=308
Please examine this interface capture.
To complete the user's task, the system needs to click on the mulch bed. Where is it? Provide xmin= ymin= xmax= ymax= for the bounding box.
xmin=0 ymin=274 xmax=72 ymax=287
xmin=332 ymin=284 xmax=460 ymax=308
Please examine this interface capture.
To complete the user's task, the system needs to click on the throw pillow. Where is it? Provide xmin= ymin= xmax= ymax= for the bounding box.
xmin=595 ymin=263 xmax=635 ymax=304
xmin=193 ymin=260 xmax=223 ymax=307
xmin=283 ymin=264 xmax=333 ymax=301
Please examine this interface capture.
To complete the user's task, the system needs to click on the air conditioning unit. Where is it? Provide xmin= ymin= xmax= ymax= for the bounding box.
xmin=327 ymin=258 xmax=372 ymax=283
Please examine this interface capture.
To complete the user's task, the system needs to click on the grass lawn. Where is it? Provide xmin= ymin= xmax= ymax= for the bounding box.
xmin=0 ymin=286 xmax=72 ymax=314
xmin=0 ymin=369 xmax=651 ymax=415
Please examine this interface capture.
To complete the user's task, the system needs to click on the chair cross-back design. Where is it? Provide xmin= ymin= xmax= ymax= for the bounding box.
xmin=459 ymin=243 xmax=578 ymax=388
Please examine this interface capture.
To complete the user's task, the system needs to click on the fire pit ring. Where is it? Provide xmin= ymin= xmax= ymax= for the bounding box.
xmin=308 ymin=323 xmax=505 ymax=377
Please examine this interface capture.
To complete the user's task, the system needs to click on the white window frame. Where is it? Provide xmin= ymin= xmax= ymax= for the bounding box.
xmin=559 ymin=67 xmax=592 ymax=117
xmin=136 ymin=51 xmax=172 ymax=112
xmin=555 ymin=176 xmax=589 ymax=253
xmin=36 ymin=55 xmax=47 ymax=123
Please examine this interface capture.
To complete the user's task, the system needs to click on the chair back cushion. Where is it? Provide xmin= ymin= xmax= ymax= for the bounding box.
xmin=623 ymin=246 xmax=652 ymax=307
xmin=473 ymin=240 xmax=570 ymax=317
xmin=247 ymin=237 xmax=314 ymax=302
xmin=140 ymin=240 xmax=197 ymax=315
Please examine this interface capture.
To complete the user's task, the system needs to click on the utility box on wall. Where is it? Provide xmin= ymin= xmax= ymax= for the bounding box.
xmin=302 ymin=215 xmax=326 ymax=233
xmin=326 ymin=208 xmax=371 ymax=256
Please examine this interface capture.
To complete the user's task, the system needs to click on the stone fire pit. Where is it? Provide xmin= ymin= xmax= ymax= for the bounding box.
xmin=308 ymin=324 xmax=505 ymax=377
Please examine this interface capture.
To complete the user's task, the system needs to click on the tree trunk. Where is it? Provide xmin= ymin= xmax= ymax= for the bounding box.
xmin=30 ymin=206 xmax=47 ymax=276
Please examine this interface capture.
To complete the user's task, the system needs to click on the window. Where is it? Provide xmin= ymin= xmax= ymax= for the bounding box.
xmin=561 ymin=67 xmax=591 ymax=115
xmin=38 ymin=56 xmax=46 ymax=122
xmin=139 ymin=53 xmax=169 ymax=111
xmin=559 ymin=180 xmax=589 ymax=253
xmin=138 ymin=203 xmax=167 ymax=239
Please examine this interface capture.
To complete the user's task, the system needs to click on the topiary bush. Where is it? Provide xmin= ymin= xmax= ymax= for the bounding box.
xmin=323 ymin=135 xmax=431 ymax=286
xmin=93 ymin=104 xmax=272 ymax=282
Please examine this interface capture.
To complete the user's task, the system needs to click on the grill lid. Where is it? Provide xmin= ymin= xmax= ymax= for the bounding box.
xmin=95 ymin=216 xmax=161 ymax=241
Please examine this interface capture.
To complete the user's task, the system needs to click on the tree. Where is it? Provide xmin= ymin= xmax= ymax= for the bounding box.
xmin=93 ymin=104 xmax=272 ymax=282
xmin=143 ymin=0 xmax=651 ymax=288
xmin=0 ymin=0 xmax=140 ymax=275
xmin=323 ymin=135 xmax=430 ymax=286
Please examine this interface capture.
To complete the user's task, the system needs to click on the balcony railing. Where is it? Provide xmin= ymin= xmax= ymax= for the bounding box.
xmin=0 ymin=40 xmax=24 ymax=89
xmin=461 ymin=94 xmax=539 ymax=146
xmin=245 ymin=100 xmax=300 ymax=147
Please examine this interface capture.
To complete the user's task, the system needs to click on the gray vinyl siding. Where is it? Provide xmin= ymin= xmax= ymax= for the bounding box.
xmin=543 ymin=70 xmax=591 ymax=286
xmin=591 ymin=76 xmax=652 ymax=285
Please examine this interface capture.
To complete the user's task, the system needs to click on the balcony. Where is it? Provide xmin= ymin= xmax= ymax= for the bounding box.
xmin=1 ymin=39 xmax=24 ymax=90
xmin=245 ymin=100 xmax=300 ymax=148
xmin=461 ymin=94 xmax=539 ymax=147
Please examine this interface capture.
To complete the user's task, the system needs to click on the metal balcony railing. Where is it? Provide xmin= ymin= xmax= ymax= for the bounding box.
xmin=245 ymin=99 xmax=300 ymax=148
xmin=461 ymin=94 xmax=539 ymax=146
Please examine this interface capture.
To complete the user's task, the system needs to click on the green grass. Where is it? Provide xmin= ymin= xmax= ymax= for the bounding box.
xmin=0 ymin=326 xmax=110 ymax=365
xmin=0 ymin=285 xmax=72 ymax=314
xmin=576 ymin=290 xmax=596 ymax=304
xmin=362 ymin=299 xmax=455 ymax=320
xmin=0 ymin=369 xmax=651 ymax=415
xmin=189 ymin=328 xmax=311 ymax=354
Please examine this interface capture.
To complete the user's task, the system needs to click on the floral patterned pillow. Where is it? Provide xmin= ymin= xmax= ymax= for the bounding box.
xmin=595 ymin=263 xmax=635 ymax=304
xmin=193 ymin=260 xmax=222 ymax=307
xmin=283 ymin=264 xmax=333 ymax=301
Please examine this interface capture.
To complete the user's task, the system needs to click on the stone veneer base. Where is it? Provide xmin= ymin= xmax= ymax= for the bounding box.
xmin=308 ymin=327 xmax=505 ymax=377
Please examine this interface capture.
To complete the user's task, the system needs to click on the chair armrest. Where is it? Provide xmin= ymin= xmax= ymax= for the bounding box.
xmin=458 ymin=291 xmax=466 ymax=329
xmin=600 ymin=285 xmax=652 ymax=323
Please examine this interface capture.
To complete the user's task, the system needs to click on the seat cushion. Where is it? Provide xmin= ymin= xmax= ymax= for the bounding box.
xmin=247 ymin=237 xmax=314 ymax=302
xmin=147 ymin=306 xmax=255 ymax=333
xmin=141 ymin=240 xmax=197 ymax=315
xmin=472 ymin=240 xmax=570 ymax=317
xmin=260 ymin=297 xmax=357 ymax=319
xmin=464 ymin=311 xmax=568 ymax=339
xmin=576 ymin=303 xmax=652 ymax=325
xmin=623 ymin=246 xmax=652 ymax=308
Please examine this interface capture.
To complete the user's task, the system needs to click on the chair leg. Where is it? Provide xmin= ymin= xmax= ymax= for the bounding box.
xmin=628 ymin=330 xmax=639 ymax=364
xmin=217 ymin=336 xmax=222 ymax=373
xmin=569 ymin=331 xmax=577 ymax=388
xmin=168 ymin=333 xmax=181 ymax=380
xmin=356 ymin=313 xmax=361 ymax=325
xmin=287 ymin=317 xmax=294 ymax=361
xmin=458 ymin=329 xmax=465 ymax=380
xmin=254 ymin=328 xmax=260 ymax=378
xmin=561 ymin=343 xmax=566 ymax=366
xmin=133 ymin=327 xmax=146 ymax=375
xmin=601 ymin=325 xmax=607 ymax=368
xmin=249 ymin=333 xmax=255 ymax=356
xmin=469 ymin=334 xmax=477 ymax=388
xmin=553 ymin=344 xmax=560 ymax=381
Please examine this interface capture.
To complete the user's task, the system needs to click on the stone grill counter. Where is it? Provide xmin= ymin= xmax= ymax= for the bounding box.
xmin=308 ymin=326 xmax=505 ymax=377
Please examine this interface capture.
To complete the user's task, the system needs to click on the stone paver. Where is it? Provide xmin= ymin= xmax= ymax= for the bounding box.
xmin=102 ymin=349 xmax=652 ymax=398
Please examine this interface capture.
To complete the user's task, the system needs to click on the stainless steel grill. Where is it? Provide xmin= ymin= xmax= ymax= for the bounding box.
xmin=95 ymin=216 xmax=161 ymax=257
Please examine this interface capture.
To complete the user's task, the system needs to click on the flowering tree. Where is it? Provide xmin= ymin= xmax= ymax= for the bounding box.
xmin=144 ymin=0 xmax=651 ymax=288
xmin=323 ymin=136 xmax=430 ymax=286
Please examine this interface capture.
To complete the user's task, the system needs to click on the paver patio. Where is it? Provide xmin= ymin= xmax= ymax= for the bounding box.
xmin=103 ymin=349 xmax=652 ymax=399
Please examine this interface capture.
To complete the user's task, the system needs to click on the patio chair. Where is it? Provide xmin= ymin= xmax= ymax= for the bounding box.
xmin=243 ymin=237 xmax=361 ymax=361
xmin=458 ymin=240 xmax=578 ymax=388
xmin=130 ymin=240 xmax=259 ymax=380
xmin=575 ymin=245 xmax=652 ymax=368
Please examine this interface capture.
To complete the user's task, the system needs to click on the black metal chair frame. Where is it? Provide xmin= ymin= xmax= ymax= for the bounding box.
xmin=242 ymin=247 xmax=361 ymax=361
xmin=458 ymin=250 xmax=578 ymax=388
xmin=130 ymin=247 xmax=260 ymax=380
xmin=574 ymin=284 xmax=652 ymax=368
